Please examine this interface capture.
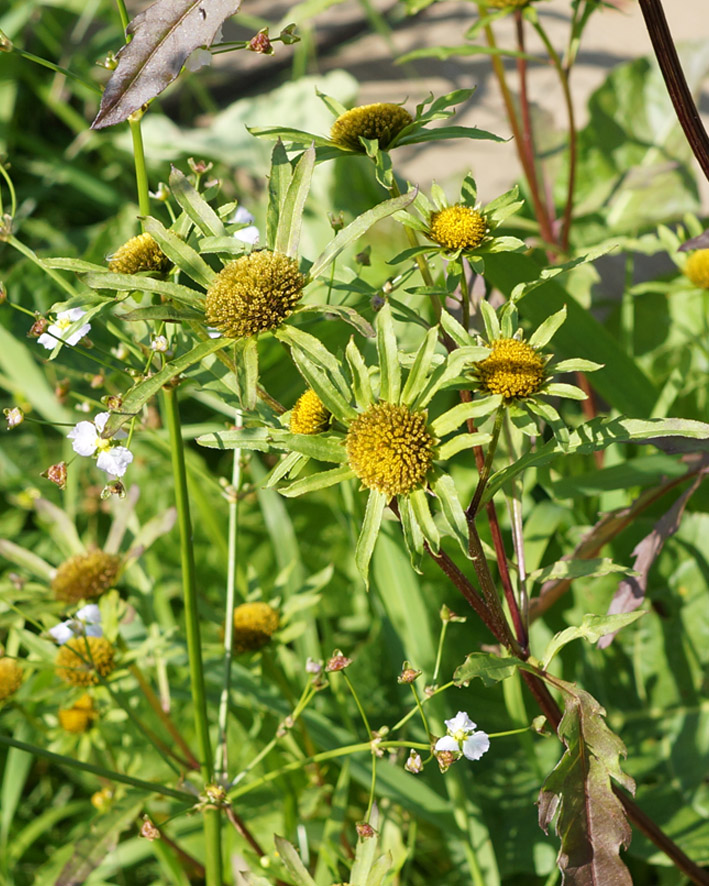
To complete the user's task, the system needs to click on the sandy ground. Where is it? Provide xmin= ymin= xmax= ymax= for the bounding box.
xmin=214 ymin=0 xmax=709 ymax=212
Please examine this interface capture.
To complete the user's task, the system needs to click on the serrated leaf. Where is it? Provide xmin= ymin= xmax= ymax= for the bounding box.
xmin=541 ymin=612 xmax=645 ymax=668
xmin=102 ymin=338 xmax=231 ymax=437
xmin=91 ymin=0 xmax=242 ymax=129
xmin=273 ymin=835 xmax=318 ymax=886
xmin=275 ymin=145 xmax=315 ymax=258
xmin=309 ymin=189 xmax=417 ymax=280
xmin=454 ymin=651 xmax=520 ymax=687
xmin=538 ymin=683 xmax=635 ymax=886
xmin=528 ymin=557 xmax=630 ymax=587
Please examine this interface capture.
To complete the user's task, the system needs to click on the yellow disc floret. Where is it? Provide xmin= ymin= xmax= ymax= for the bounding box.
xmin=205 ymin=250 xmax=305 ymax=339
xmin=51 ymin=550 xmax=120 ymax=604
xmin=0 ymin=657 xmax=23 ymax=702
xmin=684 ymin=249 xmax=709 ymax=289
xmin=330 ymin=103 xmax=413 ymax=152
xmin=233 ymin=602 xmax=280 ymax=653
xmin=108 ymin=233 xmax=171 ymax=274
xmin=55 ymin=636 xmax=115 ymax=686
xmin=290 ymin=389 xmax=331 ymax=435
xmin=429 ymin=205 xmax=487 ymax=252
xmin=475 ymin=338 xmax=546 ymax=400
xmin=58 ymin=693 xmax=96 ymax=733
xmin=346 ymin=402 xmax=434 ymax=496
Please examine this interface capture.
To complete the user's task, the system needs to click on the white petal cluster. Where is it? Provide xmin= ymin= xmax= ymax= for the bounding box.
xmin=434 ymin=710 xmax=490 ymax=762
xmin=37 ymin=308 xmax=91 ymax=350
xmin=49 ymin=604 xmax=102 ymax=645
xmin=230 ymin=205 xmax=260 ymax=246
xmin=67 ymin=412 xmax=133 ymax=477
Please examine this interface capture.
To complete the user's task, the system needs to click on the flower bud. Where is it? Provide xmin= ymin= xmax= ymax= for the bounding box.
xmin=325 ymin=650 xmax=353 ymax=672
xmin=248 ymin=29 xmax=273 ymax=54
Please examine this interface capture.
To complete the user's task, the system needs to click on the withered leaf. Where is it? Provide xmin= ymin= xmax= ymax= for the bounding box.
xmin=539 ymin=681 xmax=635 ymax=886
xmin=92 ymin=0 xmax=241 ymax=129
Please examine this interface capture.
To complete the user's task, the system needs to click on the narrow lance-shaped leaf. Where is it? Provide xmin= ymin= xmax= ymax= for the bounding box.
xmin=92 ymin=0 xmax=242 ymax=129
xmin=103 ymin=338 xmax=232 ymax=437
xmin=376 ymin=303 xmax=401 ymax=403
xmin=401 ymin=326 xmax=438 ymax=406
xmin=309 ymin=189 xmax=417 ymax=280
xmin=280 ymin=465 xmax=355 ymax=498
xmin=143 ymin=216 xmax=215 ymax=288
xmin=83 ymin=271 xmax=205 ymax=309
xmin=355 ymin=491 xmax=387 ymax=587
xmin=541 ymin=612 xmax=645 ymax=669
xmin=169 ymin=166 xmax=225 ymax=238
xmin=275 ymin=144 xmax=316 ymax=258
xmin=538 ymin=681 xmax=635 ymax=886
xmin=234 ymin=336 xmax=258 ymax=411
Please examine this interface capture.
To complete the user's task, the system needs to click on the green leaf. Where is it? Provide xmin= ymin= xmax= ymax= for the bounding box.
xmin=197 ymin=235 xmax=249 ymax=256
xmin=0 ymin=540 xmax=54 ymax=581
xmin=273 ymin=836 xmax=318 ymax=886
xmin=429 ymin=396 xmax=501 ymax=437
xmin=544 ymin=382 xmax=588 ymax=400
xmin=355 ymin=491 xmax=387 ymax=586
xmin=397 ymin=124 xmax=506 ymax=146
xmin=309 ymin=189 xmax=417 ymax=280
xmin=432 ymin=472 xmax=469 ymax=556
xmin=401 ymin=326 xmax=438 ymax=406
xmin=103 ymin=338 xmax=231 ymax=437
xmin=43 ymin=257 xmax=113 ymax=274
xmin=538 ymin=682 xmax=635 ymax=886
xmin=439 ymin=309 xmax=471 ymax=347
xmin=248 ymin=125 xmax=334 ymax=148
xmin=143 ymin=216 xmax=216 ymax=288
xmin=90 ymin=0 xmax=241 ymax=128
xmin=376 ymin=303 xmax=401 ymax=403
xmin=399 ymin=43 xmax=541 ymax=65
xmin=529 ymin=557 xmax=631 ymax=586
xmin=0 ymin=326 xmax=73 ymax=424
xmin=234 ymin=336 xmax=258 ymax=411
xmin=414 ymin=346 xmax=488 ymax=408
xmin=196 ymin=427 xmax=274 ymax=452
xmin=276 ymin=144 xmax=316 ymax=258
xmin=276 ymin=325 xmax=352 ymax=401
xmin=290 ymin=350 xmax=357 ymax=424
xmin=280 ymin=465 xmax=354 ymax=497
xmin=117 ymin=304 xmax=203 ymax=322
xmin=267 ymin=140 xmax=292 ymax=251
xmin=541 ymin=612 xmax=645 ymax=669
xmin=345 ymin=337 xmax=373 ymax=408
xmin=278 ymin=432 xmax=347 ymax=463
xmin=553 ymin=357 xmax=604 ymax=373
xmin=298 ymin=304 xmax=374 ymax=338
xmin=479 ymin=298 xmax=500 ymax=341
xmin=486 ymin=416 xmax=709 ymax=502
xmin=350 ymin=804 xmax=383 ymax=886
xmin=528 ymin=306 xmax=566 ymax=349
xmin=453 ymin=651 xmax=520 ymax=687
xmin=408 ymin=487 xmax=439 ymax=553
xmin=398 ymin=495 xmax=424 ymax=573
xmin=168 ymin=166 xmax=226 ymax=238
xmin=83 ymin=271 xmax=205 ymax=309
xmin=437 ymin=432 xmax=492 ymax=459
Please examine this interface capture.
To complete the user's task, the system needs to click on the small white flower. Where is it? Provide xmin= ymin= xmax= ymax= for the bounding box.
xmin=151 ymin=335 xmax=169 ymax=352
xmin=434 ymin=711 xmax=490 ymax=762
xmin=230 ymin=205 xmax=260 ymax=246
xmin=37 ymin=308 xmax=91 ymax=350
xmin=49 ymin=603 xmax=103 ymax=645
xmin=4 ymin=406 xmax=24 ymax=429
xmin=185 ymin=26 xmax=223 ymax=72
xmin=67 ymin=412 xmax=133 ymax=478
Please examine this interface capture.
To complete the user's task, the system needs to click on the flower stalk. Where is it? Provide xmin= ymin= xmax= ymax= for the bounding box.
xmin=161 ymin=386 xmax=222 ymax=886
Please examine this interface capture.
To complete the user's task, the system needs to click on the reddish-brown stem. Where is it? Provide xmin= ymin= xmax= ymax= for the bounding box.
xmin=152 ymin=821 xmax=205 ymax=879
xmin=225 ymin=805 xmax=289 ymax=885
xmin=638 ymin=0 xmax=709 ymax=185
xmin=425 ymin=543 xmax=494 ymax=632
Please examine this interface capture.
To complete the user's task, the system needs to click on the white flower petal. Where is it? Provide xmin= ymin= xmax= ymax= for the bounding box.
xmin=231 ymin=206 xmax=255 ymax=225
xmin=49 ymin=621 xmax=74 ymax=645
xmin=233 ymin=225 xmax=260 ymax=246
xmin=462 ymin=732 xmax=490 ymax=762
xmin=93 ymin=412 xmax=110 ymax=432
xmin=84 ymin=623 xmax=103 ymax=638
xmin=63 ymin=322 xmax=91 ymax=347
xmin=434 ymin=736 xmax=460 ymax=753
xmin=58 ymin=308 xmax=87 ymax=323
xmin=444 ymin=711 xmax=476 ymax=734
xmin=37 ymin=329 xmax=61 ymax=350
xmin=67 ymin=421 xmax=100 ymax=456
xmin=96 ymin=446 xmax=133 ymax=477
xmin=76 ymin=604 xmax=101 ymax=624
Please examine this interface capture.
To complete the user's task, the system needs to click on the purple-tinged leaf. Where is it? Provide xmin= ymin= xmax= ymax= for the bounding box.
xmin=678 ymin=228 xmax=709 ymax=251
xmin=597 ymin=465 xmax=708 ymax=648
xmin=92 ymin=0 xmax=241 ymax=129
xmin=538 ymin=681 xmax=635 ymax=886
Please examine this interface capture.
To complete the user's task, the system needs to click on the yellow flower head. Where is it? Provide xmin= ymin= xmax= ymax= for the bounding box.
xmin=475 ymin=338 xmax=546 ymax=400
xmin=58 ymin=693 xmax=96 ymax=733
xmin=428 ymin=205 xmax=486 ymax=252
xmin=205 ymin=250 xmax=305 ymax=339
xmin=346 ymin=402 xmax=434 ymax=496
xmin=483 ymin=0 xmax=530 ymax=7
xmin=108 ymin=233 xmax=171 ymax=274
xmin=0 ymin=657 xmax=23 ymax=702
xmin=330 ymin=103 xmax=413 ymax=152
xmin=55 ymin=636 xmax=115 ymax=686
xmin=684 ymin=249 xmax=709 ymax=289
xmin=290 ymin=389 xmax=331 ymax=435
xmin=233 ymin=602 xmax=280 ymax=654
xmin=51 ymin=550 xmax=121 ymax=604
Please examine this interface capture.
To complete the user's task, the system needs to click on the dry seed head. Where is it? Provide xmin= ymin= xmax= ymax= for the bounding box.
xmin=58 ymin=693 xmax=96 ymax=733
xmin=108 ymin=233 xmax=171 ymax=274
xmin=205 ymin=251 xmax=305 ymax=339
xmin=233 ymin=602 xmax=280 ymax=653
xmin=346 ymin=402 xmax=434 ymax=496
xmin=55 ymin=636 xmax=115 ymax=686
xmin=475 ymin=338 xmax=546 ymax=400
xmin=684 ymin=250 xmax=709 ymax=289
xmin=51 ymin=550 xmax=120 ymax=603
xmin=0 ymin=657 xmax=23 ymax=701
xmin=290 ymin=389 xmax=331 ymax=434
xmin=330 ymin=103 xmax=413 ymax=152
xmin=428 ymin=205 xmax=486 ymax=252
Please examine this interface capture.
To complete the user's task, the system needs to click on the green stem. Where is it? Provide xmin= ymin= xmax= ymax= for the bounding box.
xmin=113 ymin=0 xmax=130 ymax=32
xmin=0 ymin=161 xmax=17 ymax=218
xmin=8 ymin=236 xmax=78 ymax=299
xmin=129 ymin=115 xmax=151 ymax=221
xmin=431 ymin=620 xmax=449 ymax=687
xmin=390 ymin=681 xmax=455 ymax=733
xmin=216 ymin=409 xmax=243 ymax=781
xmin=10 ymin=46 xmax=101 ymax=93
xmin=161 ymin=387 xmax=222 ymax=886
xmin=459 ymin=259 xmax=471 ymax=332
xmin=409 ymin=683 xmax=431 ymax=739
xmin=342 ymin=671 xmax=377 ymax=820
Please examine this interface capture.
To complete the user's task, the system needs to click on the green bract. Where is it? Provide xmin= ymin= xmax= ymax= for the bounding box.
xmin=198 ymin=303 xmax=495 ymax=582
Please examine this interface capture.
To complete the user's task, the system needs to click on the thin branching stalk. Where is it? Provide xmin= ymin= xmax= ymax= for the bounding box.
xmin=161 ymin=386 xmax=222 ymax=886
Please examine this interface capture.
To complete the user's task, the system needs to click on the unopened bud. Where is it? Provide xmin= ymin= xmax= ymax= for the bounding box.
xmin=435 ymin=749 xmax=457 ymax=773
xmin=28 ymin=315 xmax=47 ymax=338
xmin=325 ymin=649 xmax=352 ymax=672
xmin=99 ymin=51 xmax=118 ymax=70
xmin=305 ymin=657 xmax=322 ymax=674
xmin=404 ymin=750 xmax=423 ymax=774
xmin=279 ymin=23 xmax=299 ymax=45
xmin=356 ymin=821 xmax=376 ymax=839
xmin=328 ymin=211 xmax=345 ymax=232
xmin=397 ymin=661 xmax=421 ymax=684
xmin=101 ymin=480 xmax=126 ymax=499
xmin=140 ymin=816 xmax=160 ymax=841
xmin=43 ymin=462 xmax=67 ymax=490
xmin=248 ymin=29 xmax=273 ymax=54
xmin=188 ymin=158 xmax=213 ymax=175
